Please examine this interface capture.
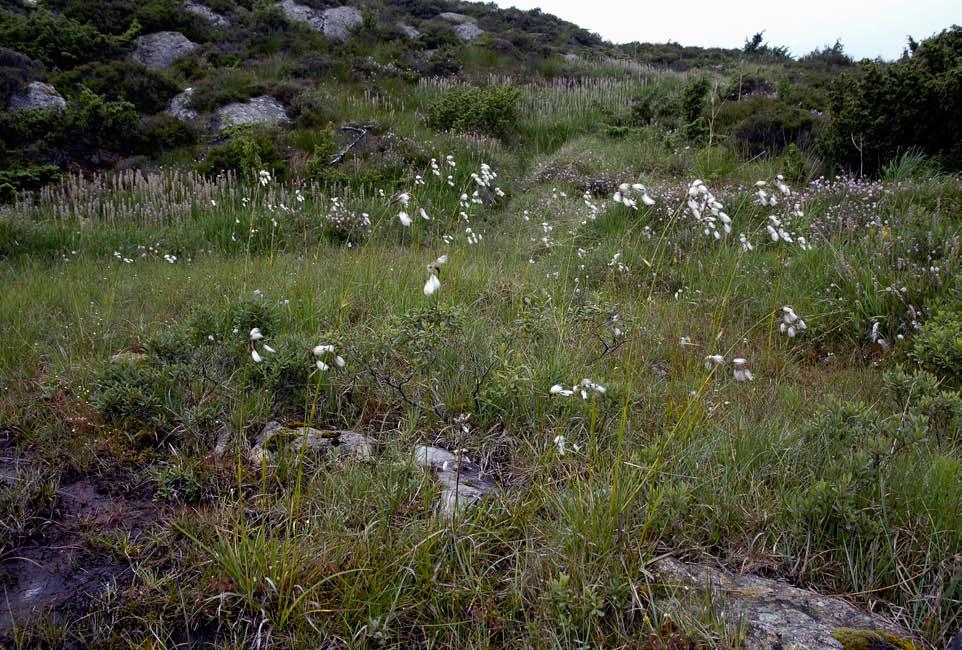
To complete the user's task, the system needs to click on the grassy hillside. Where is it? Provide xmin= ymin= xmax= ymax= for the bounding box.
xmin=1 ymin=1 xmax=961 ymax=648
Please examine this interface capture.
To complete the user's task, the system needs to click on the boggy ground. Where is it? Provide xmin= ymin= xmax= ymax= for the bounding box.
xmin=1 ymin=128 xmax=961 ymax=647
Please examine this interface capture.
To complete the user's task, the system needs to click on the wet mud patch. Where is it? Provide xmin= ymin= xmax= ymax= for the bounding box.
xmin=0 ymin=448 xmax=163 ymax=638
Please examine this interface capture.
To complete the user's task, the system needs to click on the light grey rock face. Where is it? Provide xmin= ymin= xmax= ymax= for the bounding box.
xmin=398 ymin=24 xmax=420 ymax=38
xmin=413 ymin=445 xmax=498 ymax=515
xmin=216 ymin=96 xmax=290 ymax=130
xmin=132 ymin=32 xmax=198 ymax=70
xmin=165 ymin=88 xmax=198 ymax=122
xmin=453 ymin=22 xmax=483 ymax=41
xmin=652 ymin=558 xmax=917 ymax=650
xmin=276 ymin=0 xmax=324 ymax=30
xmin=275 ymin=2 xmax=362 ymax=41
xmin=7 ymin=81 xmax=66 ymax=112
xmin=183 ymin=1 xmax=230 ymax=27
xmin=438 ymin=12 xmax=472 ymax=23
xmin=321 ymin=6 xmax=363 ymax=41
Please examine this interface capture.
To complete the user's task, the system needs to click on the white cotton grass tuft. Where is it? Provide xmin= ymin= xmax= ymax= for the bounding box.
xmin=251 ymin=349 xmax=263 ymax=363
xmin=732 ymin=358 xmax=754 ymax=382
xmin=704 ymin=354 xmax=725 ymax=370
xmin=398 ymin=211 xmax=412 ymax=227
xmin=550 ymin=379 xmax=606 ymax=400
xmin=779 ymin=306 xmax=807 ymax=338
xmin=312 ymin=343 xmax=344 ymax=371
xmin=423 ymin=274 xmax=441 ymax=296
xmin=250 ymin=327 xmax=264 ymax=341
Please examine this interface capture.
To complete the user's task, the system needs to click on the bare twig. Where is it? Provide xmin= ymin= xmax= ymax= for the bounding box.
xmin=327 ymin=124 xmax=374 ymax=166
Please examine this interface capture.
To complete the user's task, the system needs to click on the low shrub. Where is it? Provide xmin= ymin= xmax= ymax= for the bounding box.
xmin=426 ymin=85 xmax=521 ymax=138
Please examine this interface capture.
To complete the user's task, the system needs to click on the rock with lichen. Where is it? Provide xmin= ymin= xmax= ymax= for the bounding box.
xmin=653 ymin=558 xmax=917 ymax=650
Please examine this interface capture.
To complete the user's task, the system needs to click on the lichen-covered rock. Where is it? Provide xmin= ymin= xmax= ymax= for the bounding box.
xmin=216 ymin=96 xmax=290 ymax=130
xmin=321 ymin=6 xmax=363 ymax=41
xmin=652 ymin=558 xmax=917 ymax=650
xmin=276 ymin=0 xmax=324 ymax=30
xmin=183 ymin=1 xmax=229 ymax=27
xmin=7 ymin=81 xmax=66 ymax=112
xmin=453 ymin=23 xmax=483 ymax=41
xmin=132 ymin=32 xmax=198 ymax=70
xmin=249 ymin=421 xmax=376 ymax=465
xmin=275 ymin=1 xmax=361 ymax=41
xmin=165 ymin=88 xmax=198 ymax=122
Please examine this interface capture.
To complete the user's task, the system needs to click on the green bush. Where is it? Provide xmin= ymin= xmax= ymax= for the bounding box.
xmin=0 ymin=165 xmax=60 ymax=203
xmin=426 ymin=85 xmax=521 ymax=138
xmin=53 ymin=60 xmax=180 ymax=114
xmin=911 ymin=307 xmax=962 ymax=385
xmin=189 ymin=68 xmax=267 ymax=113
xmin=197 ymin=125 xmax=285 ymax=177
xmin=821 ymin=27 xmax=962 ymax=173
xmin=714 ymin=96 xmax=818 ymax=156
xmin=0 ymin=8 xmax=135 ymax=68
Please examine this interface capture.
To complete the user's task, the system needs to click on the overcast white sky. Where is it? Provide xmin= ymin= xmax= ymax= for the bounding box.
xmin=491 ymin=0 xmax=959 ymax=60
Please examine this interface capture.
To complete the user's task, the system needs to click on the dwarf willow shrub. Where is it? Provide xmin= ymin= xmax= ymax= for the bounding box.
xmin=426 ymin=85 xmax=521 ymax=138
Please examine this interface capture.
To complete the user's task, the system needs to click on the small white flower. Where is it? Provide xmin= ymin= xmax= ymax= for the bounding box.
xmin=258 ymin=170 xmax=271 ymax=186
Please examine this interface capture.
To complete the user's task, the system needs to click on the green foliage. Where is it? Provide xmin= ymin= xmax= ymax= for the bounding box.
xmin=197 ymin=125 xmax=285 ymax=177
xmin=714 ymin=96 xmax=818 ymax=155
xmin=911 ymin=307 xmax=962 ymax=385
xmin=189 ymin=69 xmax=267 ymax=113
xmin=53 ymin=60 xmax=180 ymax=114
xmin=0 ymin=47 xmax=43 ymax=106
xmin=426 ymin=85 xmax=521 ymax=138
xmin=680 ymin=77 xmax=710 ymax=124
xmin=0 ymin=7 xmax=135 ymax=68
xmin=0 ymin=165 xmax=60 ymax=203
xmin=821 ymin=27 xmax=962 ymax=173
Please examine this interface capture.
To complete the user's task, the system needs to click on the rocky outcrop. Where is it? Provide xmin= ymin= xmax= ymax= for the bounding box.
xmin=216 ymin=96 xmax=290 ymax=130
xmin=652 ymin=558 xmax=918 ymax=649
xmin=453 ymin=23 xmax=483 ymax=41
xmin=322 ymin=6 xmax=364 ymax=41
xmin=132 ymin=32 xmax=198 ymax=70
xmin=183 ymin=1 xmax=230 ymax=27
xmin=437 ymin=12 xmax=483 ymax=41
xmin=275 ymin=1 xmax=362 ymax=41
xmin=7 ymin=81 xmax=66 ymax=112
xmin=164 ymin=88 xmax=198 ymax=122
xmin=438 ymin=12 xmax=472 ymax=23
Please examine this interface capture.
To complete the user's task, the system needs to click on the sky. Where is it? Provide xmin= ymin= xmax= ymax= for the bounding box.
xmin=490 ymin=0 xmax=959 ymax=60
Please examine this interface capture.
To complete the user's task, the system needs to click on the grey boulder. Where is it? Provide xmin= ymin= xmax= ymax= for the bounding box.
xmin=183 ymin=1 xmax=230 ymax=27
xmin=7 ymin=81 xmax=66 ymax=112
xmin=652 ymin=558 xmax=917 ymax=649
xmin=275 ymin=2 xmax=362 ymax=41
xmin=216 ymin=96 xmax=291 ymax=130
xmin=132 ymin=32 xmax=198 ymax=70
xmin=165 ymin=88 xmax=198 ymax=122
